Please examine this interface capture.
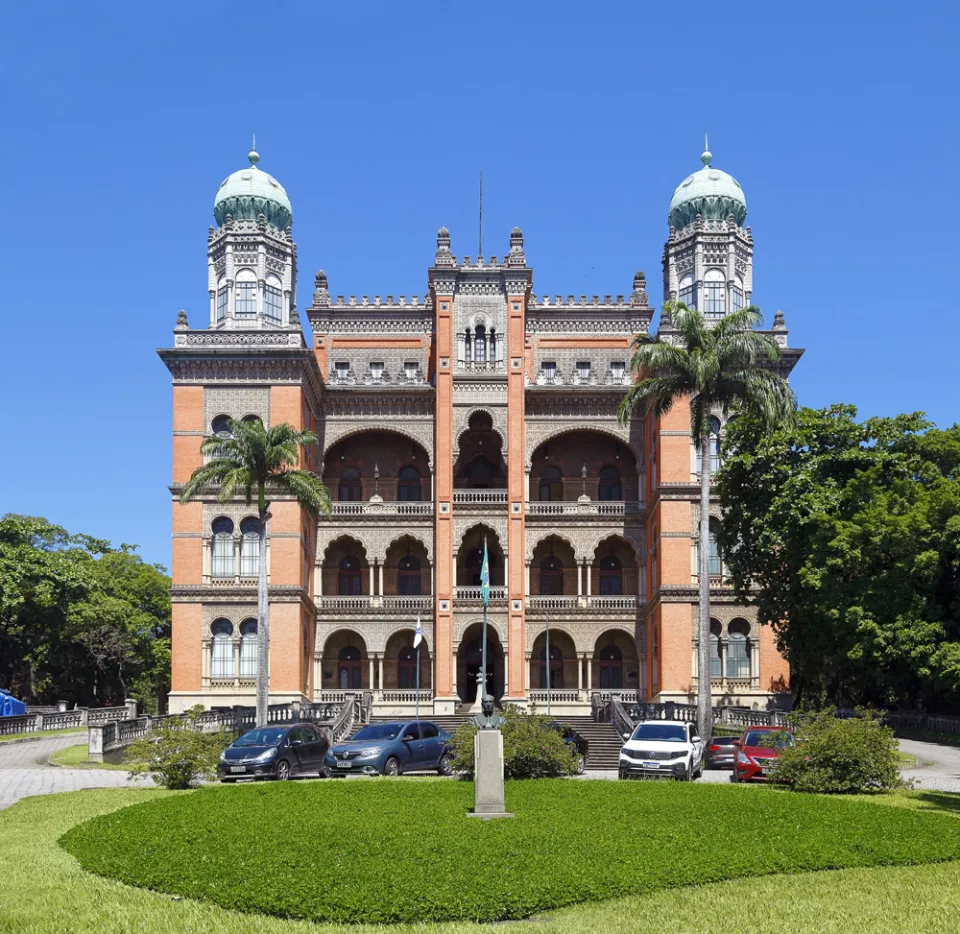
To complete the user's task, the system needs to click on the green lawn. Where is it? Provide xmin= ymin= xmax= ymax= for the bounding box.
xmin=0 ymin=727 xmax=86 ymax=744
xmin=60 ymin=779 xmax=960 ymax=925
xmin=0 ymin=786 xmax=957 ymax=932
xmin=48 ymin=743 xmax=129 ymax=770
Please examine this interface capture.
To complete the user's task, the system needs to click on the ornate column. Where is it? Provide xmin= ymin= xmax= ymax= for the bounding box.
xmin=750 ymin=639 xmax=760 ymax=688
xmin=201 ymin=637 xmax=211 ymax=689
xmin=367 ymin=655 xmax=375 ymax=690
xmin=376 ymin=654 xmax=383 ymax=691
xmin=233 ymin=639 xmax=241 ymax=689
xmin=585 ymin=562 xmax=592 ymax=597
xmin=586 ymin=653 xmax=593 ymax=691
xmin=719 ymin=639 xmax=728 ymax=691
xmin=577 ymin=562 xmax=583 ymax=596
xmin=313 ymin=652 xmax=322 ymax=699
xmin=378 ymin=563 xmax=384 ymax=599
xmin=368 ymin=564 xmax=375 ymax=597
xmin=525 ymin=655 xmax=531 ymax=692
xmin=233 ymin=535 xmax=242 ymax=583
xmin=577 ymin=654 xmax=584 ymax=691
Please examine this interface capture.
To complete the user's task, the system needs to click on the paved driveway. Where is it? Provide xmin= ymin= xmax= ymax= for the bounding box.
xmin=0 ymin=734 xmax=135 ymax=810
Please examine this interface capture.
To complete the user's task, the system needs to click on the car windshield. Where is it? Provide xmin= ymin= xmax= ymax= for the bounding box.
xmin=351 ymin=724 xmax=403 ymax=741
xmin=235 ymin=728 xmax=286 ymax=747
xmin=631 ymin=724 xmax=687 ymax=742
xmin=743 ymin=730 xmax=794 ymax=748
xmin=711 ymin=737 xmax=737 ymax=746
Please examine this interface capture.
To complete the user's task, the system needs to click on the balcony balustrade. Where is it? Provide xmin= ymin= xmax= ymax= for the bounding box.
xmin=528 ymin=689 xmax=583 ymax=704
xmin=526 ymin=501 xmax=642 ymax=517
xmin=454 ymin=585 xmax=507 ymax=603
xmin=452 ymin=490 xmax=508 ymax=505
xmin=324 ymin=501 xmax=433 ymax=518
xmin=526 ymin=594 xmax=643 ymax=611
xmin=317 ymin=595 xmax=432 ymax=612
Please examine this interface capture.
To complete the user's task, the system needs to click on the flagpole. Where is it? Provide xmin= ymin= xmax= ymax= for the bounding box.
xmin=546 ymin=610 xmax=551 ymax=718
xmin=414 ymin=615 xmax=423 ymax=729
xmin=481 ymin=535 xmax=489 ymax=706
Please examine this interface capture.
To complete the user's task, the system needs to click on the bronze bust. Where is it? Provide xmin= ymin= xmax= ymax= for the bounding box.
xmin=471 ymin=694 xmax=506 ymax=730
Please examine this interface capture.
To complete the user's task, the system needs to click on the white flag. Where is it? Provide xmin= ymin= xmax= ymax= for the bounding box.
xmin=413 ymin=615 xmax=423 ymax=648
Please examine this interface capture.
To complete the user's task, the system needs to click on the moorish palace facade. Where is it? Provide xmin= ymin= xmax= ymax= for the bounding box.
xmin=160 ymin=143 xmax=802 ymax=716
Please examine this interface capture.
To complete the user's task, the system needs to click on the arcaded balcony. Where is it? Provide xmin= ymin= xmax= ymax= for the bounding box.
xmin=322 ymin=431 xmax=433 ymax=518
xmin=454 ymin=412 xmax=506 ymax=504
xmin=527 ymin=430 xmax=642 ymax=513
xmin=455 ymin=524 xmax=506 ymax=604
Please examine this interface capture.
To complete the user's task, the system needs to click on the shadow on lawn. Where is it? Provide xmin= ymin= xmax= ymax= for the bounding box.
xmin=912 ymin=791 xmax=960 ymax=815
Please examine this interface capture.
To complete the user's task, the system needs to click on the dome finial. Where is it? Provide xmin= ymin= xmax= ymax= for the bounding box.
xmin=248 ymin=133 xmax=259 ymax=167
xmin=701 ymin=132 xmax=712 ymax=167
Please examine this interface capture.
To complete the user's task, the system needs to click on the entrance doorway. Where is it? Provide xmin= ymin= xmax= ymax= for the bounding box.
xmin=457 ymin=624 xmax=504 ymax=703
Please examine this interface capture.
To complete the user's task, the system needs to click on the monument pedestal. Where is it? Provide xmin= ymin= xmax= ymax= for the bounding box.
xmin=466 ymin=728 xmax=513 ymax=820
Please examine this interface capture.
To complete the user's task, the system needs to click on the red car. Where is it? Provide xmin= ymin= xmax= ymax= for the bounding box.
xmin=732 ymin=726 xmax=794 ymax=782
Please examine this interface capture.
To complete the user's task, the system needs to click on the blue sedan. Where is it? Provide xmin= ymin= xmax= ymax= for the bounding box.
xmin=323 ymin=720 xmax=453 ymax=777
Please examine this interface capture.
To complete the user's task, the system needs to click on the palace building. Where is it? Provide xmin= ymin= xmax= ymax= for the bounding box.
xmin=160 ymin=143 xmax=802 ymax=716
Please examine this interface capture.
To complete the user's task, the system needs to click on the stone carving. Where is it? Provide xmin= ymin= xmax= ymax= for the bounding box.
xmin=204 ymin=387 xmax=271 ymax=428
xmin=320 ymin=420 xmax=434 ymax=470
xmin=452 ymin=406 xmax=508 ymax=458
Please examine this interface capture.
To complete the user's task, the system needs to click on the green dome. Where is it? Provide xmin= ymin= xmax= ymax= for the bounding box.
xmin=213 ymin=146 xmax=292 ymax=230
xmin=668 ymin=145 xmax=746 ymax=230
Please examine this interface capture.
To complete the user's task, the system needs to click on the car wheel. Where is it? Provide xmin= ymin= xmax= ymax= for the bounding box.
xmin=678 ymin=762 xmax=692 ymax=782
xmin=383 ymin=757 xmax=400 ymax=777
xmin=276 ymin=759 xmax=291 ymax=781
xmin=576 ymin=754 xmax=586 ymax=775
xmin=695 ymin=759 xmax=703 ymax=779
xmin=438 ymin=753 xmax=454 ymax=776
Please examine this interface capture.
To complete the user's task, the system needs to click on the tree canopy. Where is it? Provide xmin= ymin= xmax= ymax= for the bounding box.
xmin=716 ymin=405 xmax=960 ymax=711
xmin=0 ymin=514 xmax=170 ymax=710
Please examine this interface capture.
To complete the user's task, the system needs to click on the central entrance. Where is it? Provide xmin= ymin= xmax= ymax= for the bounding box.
xmin=457 ymin=622 xmax=504 ymax=703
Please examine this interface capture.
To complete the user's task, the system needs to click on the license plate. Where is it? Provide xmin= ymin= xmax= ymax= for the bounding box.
xmin=642 ymin=760 xmax=660 ymax=769
xmin=761 ymin=768 xmax=772 ymax=775
xmin=337 ymin=761 xmax=352 ymax=769
xmin=229 ymin=766 xmax=245 ymax=773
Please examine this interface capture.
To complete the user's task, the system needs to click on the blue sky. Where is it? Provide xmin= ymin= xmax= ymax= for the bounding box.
xmin=1 ymin=2 xmax=957 ymax=568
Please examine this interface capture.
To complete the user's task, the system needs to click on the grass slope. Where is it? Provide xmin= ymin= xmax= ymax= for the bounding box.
xmin=60 ymin=779 xmax=960 ymax=924
xmin=0 ymin=727 xmax=86 ymax=743
xmin=1 ymin=787 xmax=960 ymax=933
xmin=48 ymin=743 xmax=129 ymax=770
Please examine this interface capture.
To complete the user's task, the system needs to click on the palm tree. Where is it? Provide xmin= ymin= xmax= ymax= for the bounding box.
xmin=618 ymin=302 xmax=795 ymax=742
xmin=180 ymin=419 xmax=330 ymax=726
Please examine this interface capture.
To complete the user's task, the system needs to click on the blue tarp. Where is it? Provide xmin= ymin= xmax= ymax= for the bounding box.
xmin=0 ymin=689 xmax=26 ymax=717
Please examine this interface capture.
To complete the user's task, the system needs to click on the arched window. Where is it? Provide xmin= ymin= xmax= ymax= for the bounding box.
xmin=338 ymin=645 xmax=362 ymax=689
xmin=598 ymin=465 xmax=622 ymax=501
xmin=679 ymin=274 xmax=696 ymax=309
xmin=239 ymin=518 xmax=261 ymax=577
xmin=216 ymin=277 xmax=229 ymax=322
xmin=474 ymin=325 xmax=487 ymax=364
xmin=539 ymin=555 xmax=563 ymax=595
xmin=338 ymin=555 xmax=362 ymax=595
xmin=264 ymin=274 xmax=283 ymax=323
xmin=599 ymin=555 xmax=623 ymax=595
xmin=211 ymin=518 xmax=234 ymax=578
xmin=704 ymin=269 xmax=726 ymax=318
xmin=598 ymin=644 xmax=623 ymax=689
xmin=731 ymin=275 xmax=745 ymax=312
xmin=709 ymin=619 xmax=722 ymax=680
xmin=211 ymin=620 xmax=234 ymax=678
xmin=338 ymin=466 xmax=362 ymax=502
xmin=539 ymin=643 xmax=563 ymax=689
xmin=211 ymin=415 xmax=233 ymax=438
xmin=538 ymin=466 xmax=563 ymax=502
xmin=696 ymin=417 xmax=722 ymax=475
xmin=239 ymin=619 xmax=257 ymax=678
xmin=696 ymin=521 xmax=722 ymax=578
xmin=398 ymin=554 xmax=422 ymax=595
xmin=465 ymin=456 xmax=495 ymax=488
xmin=398 ymin=645 xmax=418 ymax=689
xmin=235 ymin=269 xmax=258 ymax=319
xmin=465 ymin=544 xmax=498 ymax=586
xmin=727 ymin=619 xmax=751 ymax=679
xmin=398 ymin=466 xmax=422 ymax=501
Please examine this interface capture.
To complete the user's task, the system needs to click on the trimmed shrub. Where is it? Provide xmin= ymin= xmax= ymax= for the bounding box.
xmin=448 ymin=706 xmax=578 ymax=779
xmin=60 ymin=779 xmax=960 ymax=924
xmin=771 ymin=708 xmax=904 ymax=794
xmin=126 ymin=706 xmax=231 ymax=790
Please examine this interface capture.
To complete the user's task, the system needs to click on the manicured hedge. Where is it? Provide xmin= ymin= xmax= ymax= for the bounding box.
xmin=60 ymin=781 xmax=960 ymax=924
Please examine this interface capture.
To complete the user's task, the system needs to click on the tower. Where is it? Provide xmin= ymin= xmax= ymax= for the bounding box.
xmin=160 ymin=144 xmax=321 ymax=714
xmin=662 ymin=138 xmax=752 ymax=321
xmin=207 ymin=142 xmax=297 ymax=330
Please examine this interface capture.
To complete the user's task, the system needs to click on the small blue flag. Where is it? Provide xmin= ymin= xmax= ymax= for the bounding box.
xmin=413 ymin=616 xmax=423 ymax=649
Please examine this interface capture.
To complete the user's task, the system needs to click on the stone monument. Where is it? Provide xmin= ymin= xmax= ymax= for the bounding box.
xmin=467 ymin=695 xmax=513 ymax=820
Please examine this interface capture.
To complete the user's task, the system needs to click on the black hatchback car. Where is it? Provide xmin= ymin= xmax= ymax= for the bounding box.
xmin=704 ymin=735 xmax=738 ymax=769
xmin=218 ymin=722 xmax=329 ymax=782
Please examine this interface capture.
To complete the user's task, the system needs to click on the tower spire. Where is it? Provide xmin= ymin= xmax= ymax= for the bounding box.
xmin=248 ymin=134 xmax=259 ymax=166
xmin=701 ymin=132 xmax=712 ymax=167
xmin=478 ymin=170 xmax=483 ymax=257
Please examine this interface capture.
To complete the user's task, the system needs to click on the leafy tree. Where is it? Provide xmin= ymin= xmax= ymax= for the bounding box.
xmin=179 ymin=419 xmax=330 ymax=726
xmin=717 ymin=405 xmax=960 ymax=710
xmin=618 ymin=302 xmax=796 ymax=740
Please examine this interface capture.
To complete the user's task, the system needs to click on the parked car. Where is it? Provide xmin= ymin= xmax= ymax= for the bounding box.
xmin=551 ymin=722 xmax=589 ymax=774
xmin=732 ymin=726 xmax=794 ymax=782
xmin=618 ymin=720 xmax=704 ymax=781
xmin=324 ymin=720 xmax=453 ymax=777
xmin=218 ymin=722 xmax=329 ymax=782
xmin=705 ymin=735 xmax=738 ymax=770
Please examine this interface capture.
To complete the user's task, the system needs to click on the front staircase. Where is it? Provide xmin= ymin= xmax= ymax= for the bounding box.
xmin=363 ymin=712 xmax=624 ymax=771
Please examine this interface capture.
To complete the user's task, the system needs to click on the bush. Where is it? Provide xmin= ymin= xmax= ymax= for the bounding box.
xmin=59 ymin=779 xmax=960 ymax=924
xmin=448 ymin=706 xmax=578 ymax=779
xmin=771 ymin=708 xmax=904 ymax=794
xmin=126 ymin=705 xmax=231 ymax=790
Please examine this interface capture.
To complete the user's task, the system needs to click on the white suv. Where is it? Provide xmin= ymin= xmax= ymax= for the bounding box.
xmin=618 ymin=720 xmax=704 ymax=781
